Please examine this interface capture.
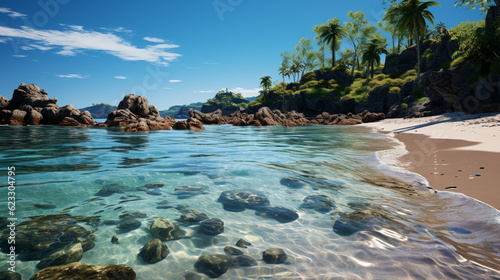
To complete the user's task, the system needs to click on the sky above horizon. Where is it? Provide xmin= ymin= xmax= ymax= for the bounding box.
xmin=0 ymin=0 xmax=484 ymax=110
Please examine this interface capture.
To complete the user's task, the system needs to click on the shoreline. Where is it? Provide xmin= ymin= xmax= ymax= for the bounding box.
xmin=363 ymin=112 xmax=500 ymax=210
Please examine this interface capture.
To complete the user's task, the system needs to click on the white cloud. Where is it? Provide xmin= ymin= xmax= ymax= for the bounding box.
xmin=0 ymin=38 xmax=8 ymax=43
xmin=204 ymin=62 xmax=219 ymax=65
xmin=57 ymin=74 xmax=89 ymax=79
xmin=230 ymin=87 xmax=261 ymax=97
xmin=112 ymin=27 xmax=133 ymax=33
xmin=60 ymin=24 xmax=84 ymax=31
xmin=0 ymin=7 xmax=27 ymax=19
xmin=144 ymin=37 xmax=165 ymax=43
xmin=193 ymin=90 xmax=215 ymax=93
xmin=114 ymin=76 xmax=127 ymax=79
xmin=13 ymin=54 xmax=26 ymax=58
xmin=0 ymin=25 xmax=181 ymax=65
xmin=169 ymin=80 xmax=181 ymax=83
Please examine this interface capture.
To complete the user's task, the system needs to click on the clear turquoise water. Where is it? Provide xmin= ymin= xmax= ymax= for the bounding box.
xmin=1 ymin=125 xmax=499 ymax=279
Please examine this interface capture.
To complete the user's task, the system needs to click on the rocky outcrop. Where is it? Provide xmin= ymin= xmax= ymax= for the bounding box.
xmin=311 ymin=112 xmax=362 ymax=125
xmin=383 ymin=43 xmax=428 ymax=75
xmin=30 ymin=262 xmax=136 ymax=280
xmin=417 ymin=63 xmax=500 ymax=114
xmin=0 ymin=84 xmax=95 ymax=126
xmin=421 ymin=32 xmax=459 ymax=71
xmin=106 ymin=94 xmax=203 ymax=132
xmin=189 ymin=109 xmax=226 ymax=124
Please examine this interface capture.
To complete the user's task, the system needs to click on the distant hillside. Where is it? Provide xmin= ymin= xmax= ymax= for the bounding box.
xmin=160 ymin=102 xmax=204 ymax=118
xmin=202 ymin=90 xmax=250 ymax=115
xmin=79 ymin=103 xmax=117 ymax=119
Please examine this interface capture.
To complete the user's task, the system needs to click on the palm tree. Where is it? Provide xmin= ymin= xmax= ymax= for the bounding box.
xmin=278 ymin=66 xmax=287 ymax=85
xmin=317 ymin=20 xmax=346 ymax=67
xmin=384 ymin=0 xmax=441 ymax=78
xmin=362 ymin=39 xmax=389 ymax=79
xmin=290 ymin=62 xmax=300 ymax=82
xmin=260 ymin=76 xmax=272 ymax=101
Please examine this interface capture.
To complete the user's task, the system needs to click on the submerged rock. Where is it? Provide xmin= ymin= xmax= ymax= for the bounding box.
xmin=150 ymin=217 xmax=184 ymax=241
xmin=332 ymin=218 xmax=369 ymax=236
xmin=0 ymin=271 xmax=22 ymax=280
xmin=111 ymin=236 xmax=119 ymax=244
xmin=95 ymin=184 xmax=126 ymax=197
xmin=30 ymin=262 xmax=136 ymax=280
xmin=217 ymin=190 xmax=270 ymax=212
xmin=224 ymin=246 xmax=244 ymax=255
xmin=0 ymin=214 xmax=96 ymax=261
xmin=144 ymin=183 xmax=164 ymax=189
xmin=37 ymin=243 xmax=83 ymax=269
xmin=280 ymin=177 xmax=306 ymax=189
xmin=236 ymin=239 xmax=252 ymax=248
xmin=173 ymin=186 xmax=209 ymax=199
xmin=178 ymin=209 xmax=209 ymax=223
xmin=194 ymin=254 xmax=231 ymax=278
xmin=263 ymin=248 xmax=287 ymax=264
xmin=232 ymin=255 xmax=257 ymax=267
xmin=184 ymin=272 xmax=204 ymax=280
xmin=300 ymin=195 xmax=335 ymax=213
xmin=118 ymin=218 xmax=142 ymax=232
xmin=198 ymin=218 xmax=224 ymax=236
xmin=138 ymin=239 xmax=169 ymax=264
xmin=254 ymin=206 xmax=299 ymax=223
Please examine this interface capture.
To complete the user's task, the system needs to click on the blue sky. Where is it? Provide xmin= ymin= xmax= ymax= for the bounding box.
xmin=0 ymin=0 xmax=483 ymax=110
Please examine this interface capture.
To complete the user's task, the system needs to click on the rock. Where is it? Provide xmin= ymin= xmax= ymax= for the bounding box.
xmin=150 ymin=217 xmax=184 ymax=241
xmin=366 ymin=86 xmax=399 ymax=114
xmin=359 ymin=110 xmax=385 ymax=123
xmin=9 ymin=109 xmax=26 ymax=125
xmin=254 ymin=206 xmax=299 ymax=223
xmin=0 ymin=84 xmax=96 ymax=126
xmin=300 ymin=195 xmax=335 ymax=213
xmin=173 ymin=186 xmax=209 ymax=199
xmin=118 ymin=218 xmax=142 ymax=232
xmin=173 ymin=119 xmax=205 ymax=130
xmin=111 ymin=236 xmax=119 ymax=244
xmin=144 ymin=183 xmax=164 ymax=189
xmin=58 ymin=116 xmax=85 ymax=127
xmin=0 ymin=95 xmax=8 ymax=110
xmin=30 ymin=262 xmax=136 ymax=280
xmin=95 ymin=184 xmax=126 ymax=197
xmin=279 ymin=177 xmax=306 ymax=189
xmin=0 ymin=214 xmax=96 ymax=261
xmin=119 ymin=212 xmax=147 ymax=219
xmin=236 ymin=239 xmax=252 ymax=248
xmin=106 ymin=94 xmax=172 ymax=132
xmin=0 ymin=271 xmax=22 ymax=280
xmin=194 ymin=255 xmax=231 ymax=278
xmin=138 ymin=239 xmax=169 ymax=264
xmin=231 ymin=255 xmax=257 ymax=267
xmin=37 ymin=243 xmax=83 ymax=269
xmin=254 ymin=107 xmax=282 ymax=126
xmin=34 ymin=203 xmax=57 ymax=209
xmin=217 ymin=190 xmax=270 ymax=212
xmin=383 ymin=43 xmax=427 ymax=75
xmin=332 ymin=218 xmax=368 ymax=236
xmin=145 ymin=189 xmax=163 ymax=196
xmin=199 ymin=218 xmax=224 ymax=236
xmin=262 ymin=248 xmax=287 ymax=264
xmin=178 ymin=209 xmax=209 ymax=223
xmin=189 ymin=109 xmax=226 ymax=124
xmin=224 ymin=246 xmax=244 ymax=255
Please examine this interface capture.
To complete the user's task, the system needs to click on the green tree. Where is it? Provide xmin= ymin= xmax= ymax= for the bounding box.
xmin=316 ymin=18 xmax=346 ymax=67
xmin=295 ymin=38 xmax=318 ymax=79
xmin=260 ymin=76 xmax=272 ymax=100
xmin=279 ymin=51 xmax=292 ymax=83
xmin=384 ymin=0 xmax=441 ymax=78
xmin=455 ymin=0 xmax=499 ymax=13
xmin=344 ymin=11 xmax=378 ymax=75
xmin=362 ymin=39 xmax=389 ymax=78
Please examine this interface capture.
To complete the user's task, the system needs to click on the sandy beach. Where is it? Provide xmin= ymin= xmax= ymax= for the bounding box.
xmin=363 ymin=112 xmax=500 ymax=210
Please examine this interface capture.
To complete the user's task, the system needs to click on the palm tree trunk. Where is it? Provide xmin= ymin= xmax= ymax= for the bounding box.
xmin=331 ymin=41 xmax=335 ymax=67
xmin=414 ymin=19 xmax=421 ymax=78
xmin=397 ymin=35 xmax=401 ymax=54
xmin=371 ymin=62 xmax=374 ymax=78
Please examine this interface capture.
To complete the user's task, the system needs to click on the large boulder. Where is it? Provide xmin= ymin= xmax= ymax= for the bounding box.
xmin=383 ymin=43 xmax=428 ymax=75
xmin=118 ymin=94 xmax=152 ymax=118
xmin=0 ymin=84 xmax=94 ymax=126
xmin=189 ymin=109 xmax=226 ymax=124
xmin=194 ymin=255 xmax=232 ymax=278
xmin=0 ymin=95 xmax=8 ymax=110
xmin=30 ymin=262 xmax=136 ymax=280
xmin=36 ymin=243 xmax=83 ymax=269
xmin=138 ymin=239 xmax=169 ymax=264
xmin=149 ymin=217 xmax=184 ymax=241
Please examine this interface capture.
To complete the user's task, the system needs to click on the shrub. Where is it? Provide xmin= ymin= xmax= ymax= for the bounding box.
xmin=389 ymin=87 xmax=401 ymax=94
xmin=416 ymin=97 xmax=429 ymax=102
xmin=401 ymin=103 xmax=408 ymax=109
xmin=353 ymin=70 xmax=365 ymax=79
xmin=451 ymin=56 xmax=467 ymax=68
xmin=373 ymin=74 xmax=387 ymax=81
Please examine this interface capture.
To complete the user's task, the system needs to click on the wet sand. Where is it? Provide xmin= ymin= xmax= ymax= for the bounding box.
xmin=363 ymin=112 xmax=500 ymax=210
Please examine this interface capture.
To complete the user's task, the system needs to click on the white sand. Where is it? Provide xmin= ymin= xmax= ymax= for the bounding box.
xmin=362 ymin=112 xmax=500 ymax=153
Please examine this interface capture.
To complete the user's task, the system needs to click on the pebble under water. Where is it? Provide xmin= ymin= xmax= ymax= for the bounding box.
xmin=0 ymin=124 xmax=499 ymax=279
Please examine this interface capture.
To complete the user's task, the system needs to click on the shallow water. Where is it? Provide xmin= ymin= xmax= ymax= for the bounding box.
xmin=0 ymin=124 xmax=499 ymax=279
